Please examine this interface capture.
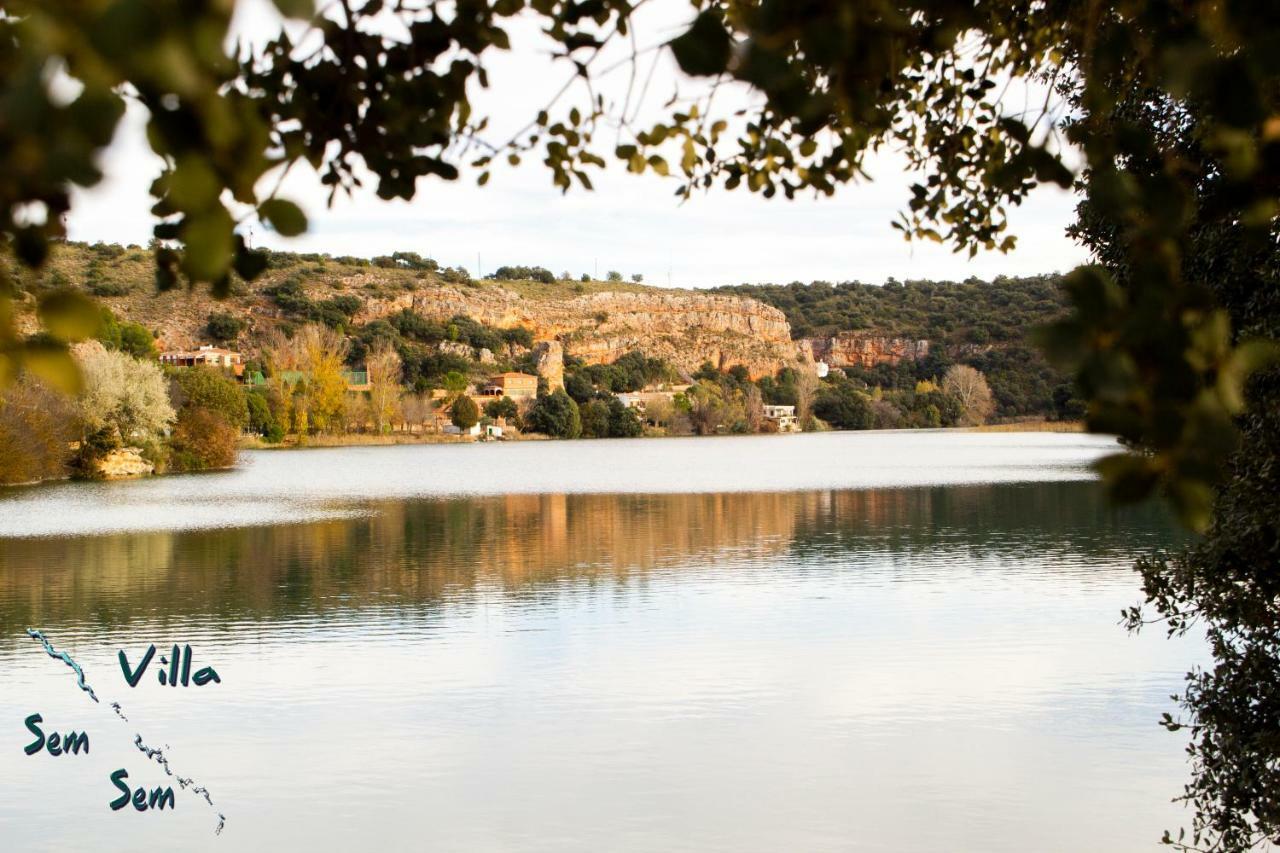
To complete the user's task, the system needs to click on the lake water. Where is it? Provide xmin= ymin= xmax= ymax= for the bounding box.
xmin=0 ymin=432 xmax=1197 ymax=851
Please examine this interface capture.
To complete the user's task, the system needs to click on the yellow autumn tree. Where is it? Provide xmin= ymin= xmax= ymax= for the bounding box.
xmin=365 ymin=343 xmax=402 ymax=434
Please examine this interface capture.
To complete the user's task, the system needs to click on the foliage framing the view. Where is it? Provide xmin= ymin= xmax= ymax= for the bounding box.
xmin=2 ymin=2 xmax=1280 ymax=848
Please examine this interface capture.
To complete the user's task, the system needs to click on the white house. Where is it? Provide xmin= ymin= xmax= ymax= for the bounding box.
xmin=762 ymin=404 xmax=799 ymax=433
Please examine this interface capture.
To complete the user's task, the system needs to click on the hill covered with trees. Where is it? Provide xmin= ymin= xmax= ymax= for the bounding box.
xmin=714 ymin=276 xmax=1079 ymax=420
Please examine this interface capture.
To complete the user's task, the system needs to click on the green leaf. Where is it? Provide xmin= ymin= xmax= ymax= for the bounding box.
xmin=181 ymin=208 xmax=236 ymax=283
xmin=38 ymin=290 xmax=101 ymax=342
xmin=271 ymin=0 xmax=314 ymax=19
xmin=259 ymin=198 xmax=308 ymax=237
xmin=21 ymin=341 xmax=81 ymax=395
xmin=669 ymin=12 xmax=731 ymax=77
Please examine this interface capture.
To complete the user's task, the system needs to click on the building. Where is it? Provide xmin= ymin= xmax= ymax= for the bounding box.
xmin=479 ymin=372 xmax=538 ymax=400
xmin=762 ymin=404 xmax=799 ymax=433
xmin=160 ymin=345 xmax=243 ymax=374
xmin=269 ymin=369 xmax=372 ymax=393
xmin=342 ymin=370 xmax=370 ymax=393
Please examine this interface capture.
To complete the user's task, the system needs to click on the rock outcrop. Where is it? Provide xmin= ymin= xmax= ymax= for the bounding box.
xmin=804 ymin=334 xmax=929 ymax=369
xmin=97 ymin=447 xmax=154 ymax=480
xmin=532 ymin=340 xmax=565 ymax=390
xmin=361 ymin=287 xmax=804 ymax=378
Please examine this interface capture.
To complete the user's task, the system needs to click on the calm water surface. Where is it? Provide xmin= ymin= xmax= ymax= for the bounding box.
xmin=0 ymin=432 xmax=1197 ymax=852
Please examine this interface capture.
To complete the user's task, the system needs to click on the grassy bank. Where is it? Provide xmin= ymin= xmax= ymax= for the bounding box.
xmin=971 ymin=419 xmax=1084 ymax=433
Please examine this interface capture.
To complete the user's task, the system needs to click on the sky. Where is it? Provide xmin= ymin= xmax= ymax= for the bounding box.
xmin=66 ymin=0 xmax=1089 ymax=290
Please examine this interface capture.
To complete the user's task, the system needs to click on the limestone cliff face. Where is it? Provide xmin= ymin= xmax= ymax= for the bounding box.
xmin=803 ymin=334 xmax=930 ymax=369
xmin=361 ymin=287 xmax=803 ymax=378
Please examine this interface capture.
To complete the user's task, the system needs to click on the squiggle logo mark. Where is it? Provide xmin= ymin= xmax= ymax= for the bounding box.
xmin=25 ymin=628 xmax=226 ymax=835
xmin=26 ymin=628 xmax=98 ymax=703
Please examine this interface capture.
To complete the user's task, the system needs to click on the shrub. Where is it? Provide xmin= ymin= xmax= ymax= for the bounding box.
xmin=76 ymin=345 xmax=175 ymax=445
xmin=172 ymin=367 xmax=248 ymax=429
xmin=525 ymin=389 xmax=581 ymax=438
xmin=168 ymin=407 xmax=239 ymax=471
xmin=245 ymin=391 xmax=278 ymax=437
xmin=580 ymin=398 xmax=610 ymax=438
xmin=813 ymin=381 xmax=873 ymax=430
xmin=450 ymin=395 xmax=479 ymax=430
xmin=607 ymin=397 xmax=643 ymax=437
xmin=0 ymin=378 xmax=76 ymax=484
xmin=484 ymin=396 xmax=520 ymax=427
xmin=206 ymin=312 xmax=245 ymax=343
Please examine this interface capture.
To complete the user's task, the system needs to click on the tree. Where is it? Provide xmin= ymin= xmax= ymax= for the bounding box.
xmin=441 ymin=371 xmax=469 ymax=394
xmin=449 ymin=395 xmax=479 ymax=431
xmin=606 ymin=396 xmax=644 ymax=437
xmin=631 ymin=273 xmax=643 ymax=283
xmin=0 ymin=377 xmax=76 ymax=484
xmin=606 ymin=271 xmax=623 ymax=282
xmin=205 ymin=312 xmax=245 ymax=344
xmin=484 ymin=396 xmax=520 ymax=428
xmin=245 ymin=391 xmax=281 ymax=441
xmin=74 ymin=344 xmax=174 ymax=447
xmin=525 ymin=389 xmax=581 ymax=439
xmin=365 ymin=342 xmax=402 ymax=434
xmin=813 ymin=381 xmax=873 ymax=430
xmin=171 ymin=366 xmax=248 ymax=430
xmin=168 ymin=407 xmax=239 ymax=471
xmin=98 ymin=310 xmax=157 ymax=360
xmin=942 ymin=365 xmax=995 ymax=426
xmin=4 ymin=5 xmax=1279 ymax=845
xmin=579 ymin=398 xmax=610 ymax=438
xmin=262 ymin=324 xmax=348 ymax=434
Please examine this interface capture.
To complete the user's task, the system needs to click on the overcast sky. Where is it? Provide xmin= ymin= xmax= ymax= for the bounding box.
xmin=66 ymin=0 xmax=1089 ymax=289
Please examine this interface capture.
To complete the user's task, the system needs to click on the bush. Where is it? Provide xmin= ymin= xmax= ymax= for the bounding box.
xmin=450 ymin=395 xmax=480 ymax=430
xmin=484 ymin=396 xmax=520 ymax=427
xmin=580 ymin=398 xmax=610 ymax=438
xmin=172 ymin=367 xmax=248 ymax=429
xmin=98 ymin=310 xmax=157 ymax=359
xmin=607 ymin=397 xmax=643 ymax=437
xmin=76 ymin=345 xmax=175 ymax=445
xmin=0 ymin=378 xmax=76 ymax=484
xmin=814 ymin=381 xmax=873 ymax=430
xmin=168 ymin=407 xmax=239 ymax=471
xmin=206 ymin=312 xmax=245 ymax=343
xmin=245 ymin=391 xmax=278 ymax=437
xmin=525 ymin=389 xmax=581 ymax=438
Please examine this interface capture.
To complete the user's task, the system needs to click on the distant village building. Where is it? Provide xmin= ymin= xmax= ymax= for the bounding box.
xmin=479 ymin=372 xmax=538 ymax=400
xmin=762 ymin=404 xmax=799 ymax=433
xmin=160 ymin=345 xmax=243 ymax=375
xmin=342 ymin=370 xmax=370 ymax=392
xmin=268 ymin=369 xmax=372 ymax=393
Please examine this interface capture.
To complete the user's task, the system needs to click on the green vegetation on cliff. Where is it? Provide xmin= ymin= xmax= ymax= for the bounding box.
xmin=716 ymin=276 xmax=1079 ymax=420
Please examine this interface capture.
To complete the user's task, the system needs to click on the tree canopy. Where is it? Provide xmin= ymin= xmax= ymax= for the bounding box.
xmin=2 ymin=3 xmax=1279 ymax=847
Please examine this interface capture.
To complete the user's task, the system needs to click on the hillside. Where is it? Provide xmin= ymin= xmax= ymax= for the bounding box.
xmin=16 ymin=242 xmax=802 ymax=380
xmin=12 ymin=243 xmax=1078 ymax=419
xmin=713 ymin=276 xmax=1076 ymax=418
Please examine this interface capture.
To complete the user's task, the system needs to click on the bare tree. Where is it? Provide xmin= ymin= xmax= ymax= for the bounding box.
xmin=365 ymin=343 xmax=403 ymax=434
xmin=942 ymin=365 xmax=995 ymax=426
xmin=795 ymin=368 xmax=819 ymax=429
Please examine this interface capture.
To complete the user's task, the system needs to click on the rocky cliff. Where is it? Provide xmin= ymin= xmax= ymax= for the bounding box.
xmin=802 ymin=334 xmax=929 ymax=369
xmin=360 ymin=287 xmax=802 ymax=378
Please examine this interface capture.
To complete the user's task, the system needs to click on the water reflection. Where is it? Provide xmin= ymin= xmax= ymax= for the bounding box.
xmin=0 ymin=482 xmax=1178 ymax=643
xmin=0 ymin=478 xmax=1193 ymax=853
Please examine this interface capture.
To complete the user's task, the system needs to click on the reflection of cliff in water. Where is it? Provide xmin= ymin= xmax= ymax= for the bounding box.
xmin=0 ymin=482 xmax=1180 ymax=640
